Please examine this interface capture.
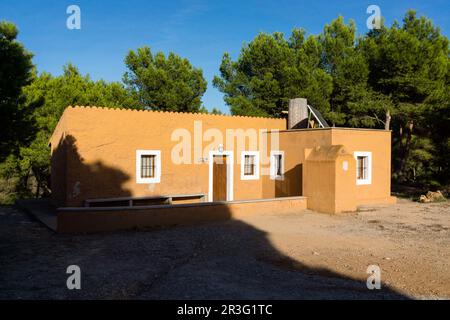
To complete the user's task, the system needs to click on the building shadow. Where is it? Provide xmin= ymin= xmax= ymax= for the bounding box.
xmin=275 ymin=164 xmax=302 ymax=197
xmin=4 ymin=202 xmax=411 ymax=299
xmin=50 ymin=134 xmax=132 ymax=207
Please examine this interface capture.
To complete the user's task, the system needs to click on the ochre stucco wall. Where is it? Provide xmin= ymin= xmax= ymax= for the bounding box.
xmin=303 ymin=145 xmax=357 ymax=213
xmin=50 ymin=107 xmax=394 ymax=212
xmin=331 ymin=129 xmax=395 ymax=205
xmin=50 ymin=112 xmax=69 ymax=206
xmin=50 ymin=106 xmax=286 ymax=207
xmin=333 ymin=154 xmax=358 ymax=212
xmin=262 ymin=129 xmax=332 ymax=199
xmin=57 ymin=197 xmax=307 ymax=233
xmin=264 ymin=128 xmax=395 ymax=209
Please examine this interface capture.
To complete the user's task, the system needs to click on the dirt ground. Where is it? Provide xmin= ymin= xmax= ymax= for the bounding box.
xmin=0 ymin=199 xmax=449 ymax=299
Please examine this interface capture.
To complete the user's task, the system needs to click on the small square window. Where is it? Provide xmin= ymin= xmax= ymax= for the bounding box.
xmin=354 ymin=151 xmax=372 ymax=185
xmin=141 ymin=155 xmax=155 ymax=178
xmin=275 ymin=154 xmax=282 ymax=176
xmin=244 ymin=155 xmax=255 ymax=176
xmin=136 ymin=150 xmax=161 ymax=184
xmin=356 ymin=156 xmax=367 ymax=180
xmin=270 ymin=151 xmax=284 ymax=180
xmin=241 ymin=151 xmax=259 ymax=180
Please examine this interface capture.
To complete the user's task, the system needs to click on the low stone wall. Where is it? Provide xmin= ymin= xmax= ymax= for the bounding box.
xmin=57 ymin=196 xmax=307 ymax=233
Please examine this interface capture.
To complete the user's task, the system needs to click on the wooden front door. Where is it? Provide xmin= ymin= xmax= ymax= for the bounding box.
xmin=213 ymin=155 xmax=227 ymax=201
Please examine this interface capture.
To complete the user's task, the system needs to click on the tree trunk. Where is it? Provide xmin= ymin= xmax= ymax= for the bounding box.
xmin=35 ymin=181 xmax=40 ymax=198
xmin=20 ymin=169 xmax=30 ymax=193
xmin=399 ymin=120 xmax=414 ymax=181
xmin=385 ymin=109 xmax=391 ymax=130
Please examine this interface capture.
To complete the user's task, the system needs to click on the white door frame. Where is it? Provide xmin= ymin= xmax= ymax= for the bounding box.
xmin=208 ymin=150 xmax=234 ymax=202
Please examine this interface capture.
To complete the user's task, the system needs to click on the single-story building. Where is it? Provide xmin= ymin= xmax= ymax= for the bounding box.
xmin=49 ymin=98 xmax=395 ymax=232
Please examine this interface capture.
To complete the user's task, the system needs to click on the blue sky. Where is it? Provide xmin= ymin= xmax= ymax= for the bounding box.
xmin=1 ymin=0 xmax=448 ymax=113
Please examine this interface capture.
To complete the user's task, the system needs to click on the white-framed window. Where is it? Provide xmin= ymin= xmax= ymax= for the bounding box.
xmin=270 ymin=151 xmax=284 ymax=180
xmin=354 ymin=151 xmax=372 ymax=185
xmin=136 ymin=150 xmax=161 ymax=184
xmin=240 ymin=151 xmax=260 ymax=180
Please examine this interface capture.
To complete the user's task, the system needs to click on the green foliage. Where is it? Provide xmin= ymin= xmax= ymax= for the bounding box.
xmin=123 ymin=47 xmax=207 ymax=112
xmin=25 ymin=64 xmax=141 ymax=137
xmin=210 ymin=107 xmax=224 ymax=115
xmin=360 ymin=10 xmax=449 ymax=186
xmin=213 ymin=30 xmax=332 ymax=118
xmin=0 ymin=21 xmax=35 ymax=161
xmin=318 ymin=17 xmax=371 ymax=125
xmin=214 ymin=11 xmax=449 ymax=188
xmin=0 ymin=60 xmax=142 ymax=202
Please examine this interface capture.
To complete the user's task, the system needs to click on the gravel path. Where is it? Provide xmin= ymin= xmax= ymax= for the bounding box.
xmin=0 ymin=199 xmax=448 ymax=299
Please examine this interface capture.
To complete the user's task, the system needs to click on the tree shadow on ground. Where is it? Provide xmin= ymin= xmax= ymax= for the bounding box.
xmin=2 ymin=206 xmax=411 ymax=299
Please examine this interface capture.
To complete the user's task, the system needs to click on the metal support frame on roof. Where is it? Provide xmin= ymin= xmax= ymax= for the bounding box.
xmin=307 ymin=104 xmax=328 ymax=128
xmin=307 ymin=108 xmax=312 ymax=128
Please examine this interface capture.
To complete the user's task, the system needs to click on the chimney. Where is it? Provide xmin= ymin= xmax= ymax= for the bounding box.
xmin=288 ymin=98 xmax=308 ymax=129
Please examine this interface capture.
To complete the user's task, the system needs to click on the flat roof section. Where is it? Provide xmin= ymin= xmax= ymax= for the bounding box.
xmin=267 ymin=127 xmax=391 ymax=133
